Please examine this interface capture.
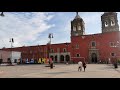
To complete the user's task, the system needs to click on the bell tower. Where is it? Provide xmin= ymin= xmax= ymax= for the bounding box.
xmin=71 ymin=12 xmax=85 ymax=36
xmin=101 ymin=12 xmax=119 ymax=33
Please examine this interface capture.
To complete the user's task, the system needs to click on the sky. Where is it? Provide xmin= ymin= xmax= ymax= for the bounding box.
xmin=0 ymin=12 xmax=120 ymax=49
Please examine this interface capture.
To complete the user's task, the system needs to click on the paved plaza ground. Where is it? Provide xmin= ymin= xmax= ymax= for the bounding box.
xmin=0 ymin=64 xmax=120 ymax=78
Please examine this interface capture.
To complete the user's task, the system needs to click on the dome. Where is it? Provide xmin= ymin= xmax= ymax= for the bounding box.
xmin=74 ymin=12 xmax=81 ymax=19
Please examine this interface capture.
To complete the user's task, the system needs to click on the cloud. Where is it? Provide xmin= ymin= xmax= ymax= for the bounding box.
xmin=0 ymin=12 xmax=55 ymax=48
xmin=81 ymin=12 xmax=103 ymax=34
xmin=48 ymin=12 xmax=72 ymax=44
xmin=0 ymin=12 xmax=119 ymax=49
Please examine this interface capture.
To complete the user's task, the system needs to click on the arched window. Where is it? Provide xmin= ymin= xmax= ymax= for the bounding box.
xmin=55 ymin=55 xmax=57 ymax=62
xmin=73 ymin=26 xmax=76 ymax=31
xmin=91 ymin=41 xmax=96 ymax=47
xmin=111 ymin=20 xmax=115 ymax=26
xmin=75 ymin=44 xmax=79 ymax=49
xmin=63 ymin=48 xmax=66 ymax=52
xmin=75 ymin=33 xmax=78 ymax=36
xmin=76 ymin=54 xmax=80 ymax=57
xmin=105 ymin=21 xmax=108 ymax=27
xmin=51 ymin=49 xmax=54 ymax=53
xmin=78 ymin=25 xmax=81 ymax=30
xmin=60 ymin=55 xmax=64 ymax=62
xmin=110 ymin=53 xmax=115 ymax=57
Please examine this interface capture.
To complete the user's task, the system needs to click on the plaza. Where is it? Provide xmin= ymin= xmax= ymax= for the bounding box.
xmin=0 ymin=64 xmax=120 ymax=78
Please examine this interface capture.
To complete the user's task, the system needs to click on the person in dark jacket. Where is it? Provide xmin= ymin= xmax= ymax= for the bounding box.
xmin=114 ymin=59 xmax=118 ymax=69
xmin=50 ymin=60 xmax=53 ymax=69
xmin=83 ymin=61 xmax=87 ymax=72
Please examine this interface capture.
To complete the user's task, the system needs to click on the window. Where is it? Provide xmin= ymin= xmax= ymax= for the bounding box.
xmin=105 ymin=21 xmax=108 ymax=27
xmin=76 ymin=54 xmax=80 ymax=57
xmin=51 ymin=49 xmax=54 ymax=53
xmin=111 ymin=53 xmax=115 ymax=56
xmin=30 ymin=50 xmax=32 ymax=54
xmin=76 ymin=44 xmax=79 ymax=49
xmin=22 ymin=51 xmax=25 ymax=53
xmin=73 ymin=26 xmax=76 ymax=31
xmin=57 ymin=48 xmax=60 ymax=52
xmin=44 ymin=48 xmax=47 ymax=52
xmin=111 ymin=20 xmax=115 ymax=26
xmin=78 ymin=25 xmax=81 ymax=30
xmin=91 ymin=41 xmax=96 ymax=47
xmin=75 ymin=33 xmax=78 ymax=36
xmin=63 ymin=48 xmax=66 ymax=52
xmin=41 ymin=49 xmax=43 ymax=52
xmin=110 ymin=42 xmax=115 ymax=47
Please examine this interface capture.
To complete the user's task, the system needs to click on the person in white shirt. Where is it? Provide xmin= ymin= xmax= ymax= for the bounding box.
xmin=78 ymin=61 xmax=82 ymax=71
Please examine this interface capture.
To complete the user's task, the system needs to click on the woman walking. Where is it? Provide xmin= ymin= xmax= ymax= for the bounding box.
xmin=78 ymin=61 xmax=82 ymax=71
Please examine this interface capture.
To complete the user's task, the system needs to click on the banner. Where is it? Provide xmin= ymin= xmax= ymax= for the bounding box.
xmin=38 ymin=58 xmax=51 ymax=64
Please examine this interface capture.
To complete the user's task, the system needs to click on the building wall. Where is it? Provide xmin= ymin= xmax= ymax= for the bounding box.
xmin=1 ymin=12 xmax=120 ymax=64
xmin=0 ymin=50 xmax=11 ymax=62
xmin=0 ymin=50 xmax=21 ymax=63
xmin=71 ymin=31 xmax=120 ymax=63
xmin=1 ymin=31 xmax=120 ymax=63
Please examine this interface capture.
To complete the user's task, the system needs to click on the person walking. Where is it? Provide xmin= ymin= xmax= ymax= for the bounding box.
xmin=83 ymin=61 xmax=87 ymax=72
xmin=114 ymin=59 xmax=118 ymax=69
xmin=50 ymin=60 xmax=54 ymax=69
xmin=78 ymin=61 xmax=82 ymax=72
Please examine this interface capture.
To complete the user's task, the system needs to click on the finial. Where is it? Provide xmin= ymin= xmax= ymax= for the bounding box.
xmin=76 ymin=12 xmax=78 ymax=15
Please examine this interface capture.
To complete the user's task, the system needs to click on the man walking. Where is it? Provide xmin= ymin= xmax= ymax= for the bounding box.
xmin=83 ymin=61 xmax=87 ymax=72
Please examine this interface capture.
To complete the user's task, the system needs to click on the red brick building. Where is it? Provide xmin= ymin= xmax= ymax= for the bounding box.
xmin=1 ymin=12 xmax=120 ymax=63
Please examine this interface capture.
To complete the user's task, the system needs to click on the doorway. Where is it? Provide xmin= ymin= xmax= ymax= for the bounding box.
xmin=91 ymin=53 xmax=97 ymax=63
xmin=66 ymin=55 xmax=70 ymax=62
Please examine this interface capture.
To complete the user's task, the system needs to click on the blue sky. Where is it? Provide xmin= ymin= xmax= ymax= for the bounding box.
xmin=0 ymin=12 xmax=120 ymax=48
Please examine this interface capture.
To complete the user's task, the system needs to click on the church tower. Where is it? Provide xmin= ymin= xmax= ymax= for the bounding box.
xmin=101 ymin=12 xmax=119 ymax=33
xmin=71 ymin=12 xmax=85 ymax=36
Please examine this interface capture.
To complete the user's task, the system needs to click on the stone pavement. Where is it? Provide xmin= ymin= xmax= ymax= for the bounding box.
xmin=0 ymin=64 xmax=120 ymax=78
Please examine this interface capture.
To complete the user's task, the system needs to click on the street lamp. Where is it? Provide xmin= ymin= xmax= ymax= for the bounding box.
xmin=0 ymin=12 xmax=4 ymax=17
xmin=48 ymin=33 xmax=53 ymax=44
xmin=9 ymin=38 xmax=14 ymax=65
xmin=48 ymin=33 xmax=53 ymax=59
xmin=65 ymin=42 xmax=69 ymax=64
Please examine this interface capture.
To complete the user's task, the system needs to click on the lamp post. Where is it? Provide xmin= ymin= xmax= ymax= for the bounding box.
xmin=65 ymin=42 xmax=69 ymax=64
xmin=9 ymin=38 xmax=14 ymax=65
xmin=48 ymin=33 xmax=53 ymax=60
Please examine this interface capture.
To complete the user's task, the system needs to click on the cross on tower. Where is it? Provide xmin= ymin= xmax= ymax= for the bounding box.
xmin=76 ymin=12 xmax=78 ymax=15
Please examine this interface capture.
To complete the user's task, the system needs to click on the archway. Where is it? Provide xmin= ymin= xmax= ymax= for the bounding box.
xmin=55 ymin=55 xmax=57 ymax=63
xmin=66 ymin=55 xmax=70 ymax=62
xmin=60 ymin=55 xmax=64 ymax=63
xmin=50 ymin=56 xmax=54 ymax=61
xmin=91 ymin=53 xmax=97 ymax=63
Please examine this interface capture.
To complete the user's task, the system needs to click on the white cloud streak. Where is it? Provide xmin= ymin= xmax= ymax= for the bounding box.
xmin=0 ymin=12 xmax=55 ymax=48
